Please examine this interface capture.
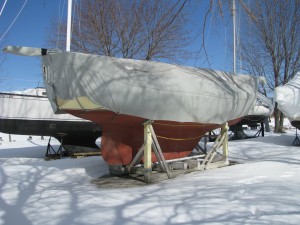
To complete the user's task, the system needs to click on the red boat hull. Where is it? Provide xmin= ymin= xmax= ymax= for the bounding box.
xmin=66 ymin=110 xmax=240 ymax=166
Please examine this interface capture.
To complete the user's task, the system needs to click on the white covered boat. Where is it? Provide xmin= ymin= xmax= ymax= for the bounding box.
xmin=247 ymin=92 xmax=274 ymax=121
xmin=229 ymin=92 xmax=274 ymax=139
xmin=3 ymin=46 xmax=264 ymax=166
xmin=238 ymin=92 xmax=273 ymax=127
xmin=274 ymin=73 xmax=300 ymax=129
xmin=0 ymin=87 xmax=101 ymax=152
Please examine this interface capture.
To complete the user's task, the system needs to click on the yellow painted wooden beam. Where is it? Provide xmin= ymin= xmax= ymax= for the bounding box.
xmin=143 ymin=121 xmax=153 ymax=183
xmin=222 ymin=122 xmax=229 ymax=159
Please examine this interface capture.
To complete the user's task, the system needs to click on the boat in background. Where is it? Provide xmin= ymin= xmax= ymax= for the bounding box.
xmin=3 ymin=46 xmax=264 ymax=167
xmin=0 ymin=87 xmax=101 ymax=153
xmin=230 ymin=92 xmax=274 ymax=139
xmin=229 ymin=0 xmax=274 ymax=139
xmin=243 ymin=92 xmax=274 ymax=125
xmin=274 ymin=72 xmax=300 ymax=129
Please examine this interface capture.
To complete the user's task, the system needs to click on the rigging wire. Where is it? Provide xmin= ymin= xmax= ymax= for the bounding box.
xmin=72 ymin=0 xmax=77 ymax=35
xmin=71 ymin=0 xmax=80 ymax=50
xmin=78 ymin=0 xmax=82 ymax=49
xmin=0 ymin=0 xmax=28 ymax=42
xmin=56 ymin=0 xmax=78 ymax=49
xmin=236 ymin=2 xmax=241 ymax=73
xmin=56 ymin=0 xmax=66 ymax=48
xmin=69 ymin=0 xmax=79 ymax=50
xmin=0 ymin=0 xmax=8 ymax=16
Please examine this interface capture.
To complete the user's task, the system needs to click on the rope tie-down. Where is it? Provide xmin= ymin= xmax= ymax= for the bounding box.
xmin=127 ymin=121 xmax=230 ymax=183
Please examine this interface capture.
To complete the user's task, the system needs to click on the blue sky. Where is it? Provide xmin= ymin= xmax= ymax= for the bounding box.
xmin=0 ymin=0 xmax=234 ymax=92
xmin=0 ymin=0 xmax=60 ymax=91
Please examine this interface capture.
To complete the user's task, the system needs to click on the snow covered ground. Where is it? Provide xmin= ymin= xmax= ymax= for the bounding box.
xmin=1 ymin=124 xmax=300 ymax=225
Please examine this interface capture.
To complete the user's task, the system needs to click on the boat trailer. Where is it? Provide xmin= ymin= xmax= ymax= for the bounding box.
xmin=124 ymin=120 xmax=230 ymax=183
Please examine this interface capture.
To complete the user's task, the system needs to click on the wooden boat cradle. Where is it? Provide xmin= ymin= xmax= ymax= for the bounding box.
xmin=125 ymin=120 xmax=230 ymax=183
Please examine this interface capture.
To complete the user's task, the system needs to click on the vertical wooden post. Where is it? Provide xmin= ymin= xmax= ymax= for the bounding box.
xmin=144 ymin=121 xmax=152 ymax=183
xmin=222 ymin=122 xmax=229 ymax=161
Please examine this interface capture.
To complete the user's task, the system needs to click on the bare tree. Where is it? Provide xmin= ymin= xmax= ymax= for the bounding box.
xmin=239 ymin=0 xmax=300 ymax=132
xmin=202 ymin=0 xmax=300 ymax=133
xmin=48 ymin=0 xmax=193 ymax=62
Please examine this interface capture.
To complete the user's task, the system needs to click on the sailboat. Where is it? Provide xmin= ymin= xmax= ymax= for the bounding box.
xmin=2 ymin=0 xmax=265 ymax=169
xmin=3 ymin=46 xmax=264 ymax=167
xmin=274 ymin=72 xmax=300 ymax=129
xmin=241 ymin=93 xmax=273 ymax=125
xmin=0 ymin=87 xmax=101 ymax=152
xmin=230 ymin=92 xmax=274 ymax=139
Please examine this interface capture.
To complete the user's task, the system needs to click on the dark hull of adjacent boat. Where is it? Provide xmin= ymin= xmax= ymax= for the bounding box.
xmin=239 ymin=115 xmax=268 ymax=127
xmin=0 ymin=118 xmax=102 ymax=151
xmin=291 ymin=121 xmax=300 ymax=130
xmin=229 ymin=115 xmax=267 ymax=137
xmin=66 ymin=109 xmax=240 ymax=166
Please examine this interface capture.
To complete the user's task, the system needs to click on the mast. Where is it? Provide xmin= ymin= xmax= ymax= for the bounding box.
xmin=66 ymin=0 xmax=72 ymax=52
xmin=232 ymin=0 xmax=236 ymax=74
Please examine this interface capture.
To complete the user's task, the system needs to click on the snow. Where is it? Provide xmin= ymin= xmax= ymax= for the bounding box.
xmin=1 ymin=126 xmax=300 ymax=225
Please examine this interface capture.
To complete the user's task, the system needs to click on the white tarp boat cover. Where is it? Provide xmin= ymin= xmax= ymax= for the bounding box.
xmin=0 ymin=88 xmax=87 ymax=122
xmin=248 ymin=92 xmax=274 ymax=117
xmin=275 ymin=73 xmax=300 ymax=121
xmin=4 ymin=46 xmax=265 ymax=124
